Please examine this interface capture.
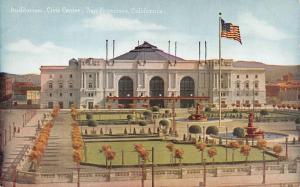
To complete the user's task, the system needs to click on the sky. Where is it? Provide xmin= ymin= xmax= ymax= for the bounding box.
xmin=0 ymin=0 xmax=300 ymax=74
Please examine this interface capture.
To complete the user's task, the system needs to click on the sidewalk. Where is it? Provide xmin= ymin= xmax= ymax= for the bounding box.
xmin=1 ymin=110 xmax=43 ymax=180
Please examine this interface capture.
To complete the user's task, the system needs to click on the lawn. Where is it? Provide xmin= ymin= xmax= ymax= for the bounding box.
xmin=77 ymin=113 xmax=143 ymax=121
xmin=82 ymin=140 xmax=277 ymax=166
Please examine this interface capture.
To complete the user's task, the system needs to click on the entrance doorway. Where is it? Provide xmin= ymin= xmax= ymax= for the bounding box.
xmin=88 ymin=102 xmax=94 ymax=109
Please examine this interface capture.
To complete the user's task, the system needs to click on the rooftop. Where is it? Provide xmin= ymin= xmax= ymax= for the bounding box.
xmin=113 ymin=41 xmax=184 ymax=61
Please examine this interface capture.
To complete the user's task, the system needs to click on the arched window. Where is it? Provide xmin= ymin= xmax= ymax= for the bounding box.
xmin=118 ymin=76 xmax=133 ymax=106
xmin=149 ymin=76 xmax=164 ymax=107
xmin=180 ymin=76 xmax=195 ymax=108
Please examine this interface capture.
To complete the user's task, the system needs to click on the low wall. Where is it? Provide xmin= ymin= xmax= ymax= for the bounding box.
xmin=16 ymin=161 xmax=298 ymax=184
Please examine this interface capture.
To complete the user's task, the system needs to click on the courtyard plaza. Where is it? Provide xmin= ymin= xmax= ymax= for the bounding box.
xmin=1 ymin=108 xmax=300 ymax=186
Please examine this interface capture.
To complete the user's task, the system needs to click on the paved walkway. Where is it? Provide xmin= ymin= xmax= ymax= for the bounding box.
xmin=37 ymin=112 xmax=75 ymax=173
xmin=1 ymin=110 xmax=42 ymax=180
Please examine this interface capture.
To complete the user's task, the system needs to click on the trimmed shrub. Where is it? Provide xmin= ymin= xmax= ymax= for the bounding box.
xmin=151 ymin=106 xmax=160 ymax=112
xmin=260 ymin=109 xmax=269 ymax=116
xmin=205 ymin=107 xmax=211 ymax=112
xmin=87 ymin=120 xmax=96 ymax=127
xmin=206 ymin=126 xmax=219 ymax=135
xmin=86 ymin=113 xmax=93 ymax=120
xmin=233 ymin=127 xmax=245 ymax=138
xmin=189 ymin=125 xmax=202 ymax=134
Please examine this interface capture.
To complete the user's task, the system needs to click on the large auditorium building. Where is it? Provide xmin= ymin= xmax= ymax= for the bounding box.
xmin=40 ymin=41 xmax=266 ymax=109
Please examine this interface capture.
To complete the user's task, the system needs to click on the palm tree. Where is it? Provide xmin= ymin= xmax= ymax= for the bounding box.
xmin=273 ymin=144 xmax=283 ymax=164
xmin=166 ymin=143 xmax=174 ymax=165
xmin=229 ymin=141 xmax=240 ymax=162
xmin=207 ymin=147 xmax=217 ymax=164
xmin=196 ymin=142 xmax=206 ymax=163
xmin=240 ymin=144 xmax=251 ymax=165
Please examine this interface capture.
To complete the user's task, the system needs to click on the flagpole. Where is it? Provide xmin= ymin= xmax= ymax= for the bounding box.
xmin=218 ymin=12 xmax=222 ymax=127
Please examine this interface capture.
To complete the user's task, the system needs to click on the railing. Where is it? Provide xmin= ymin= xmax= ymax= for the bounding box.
xmin=14 ymin=162 xmax=299 ymax=184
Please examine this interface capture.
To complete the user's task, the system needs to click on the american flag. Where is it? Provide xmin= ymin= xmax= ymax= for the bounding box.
xmin=221 ymin=19 xmax=242 ymax=44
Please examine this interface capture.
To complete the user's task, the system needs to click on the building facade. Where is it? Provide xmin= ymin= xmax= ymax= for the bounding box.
xmin=40 ymin=42 xmax=266 ymax=109
xmin=266 ymin=73 xmax=300 ymax=104
xmin=0 ymin=74 xmax=13 ymax=102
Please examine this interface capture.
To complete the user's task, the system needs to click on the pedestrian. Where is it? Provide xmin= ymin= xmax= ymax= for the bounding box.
xmin=13 ymin=123 xmax=16 ymax=137
xmin=38 ymin=120 xmax=41 ymax=130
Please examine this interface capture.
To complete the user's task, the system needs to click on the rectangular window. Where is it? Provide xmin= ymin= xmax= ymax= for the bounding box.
xmin=236 ymin=82 xmax=240 ymax=89
xmin=59 ymin=93 xmax=63 ymax=97
xmin=69 ymin=83 xmax=73 ymax=88
xmin=70 ymin=74 xmax=73 ymax=78
xmin=49 ymin=74 xmax=53 ymax=79
xmin=48 ymin=102 xmax=53 ymax=109
xmin=70 ymin=93 xmax=73 ymax=97
xmin=88 ymin=83 xmax=93 ymax=88
xmin=255 ymin=82 xmax=258 ymax=88
xmin=49 ymin=93 xmax=52 ymax=97
xmin=255 ymin=75 xmax=258 ymax=79
xmin=48 ymin=83 xmax=53 ymax=89
xmin=89 ymin=74 xmax=92 ymax=78
xmin=59 ymin=75 xmax=63 ymax=79
xmin=246 ymin=74 xmax=249 ymax=79
xmin=59 ymin=83 xmax=63 ymax=88
xmin=237 ymin=75 xmax=239 ymax=79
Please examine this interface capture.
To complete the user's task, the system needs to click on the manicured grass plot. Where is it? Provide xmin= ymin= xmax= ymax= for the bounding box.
xmin=82 ymin=140 xmax=276 ymax=166
xmin=77 ymin=113 xmax=143 ymax=121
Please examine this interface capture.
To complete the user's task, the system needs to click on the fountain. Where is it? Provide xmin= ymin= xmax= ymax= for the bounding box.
xmin=245 ymin=112 xmax=264 ymax=138
xmin=187 ymin=103 xmax=207 ymax=122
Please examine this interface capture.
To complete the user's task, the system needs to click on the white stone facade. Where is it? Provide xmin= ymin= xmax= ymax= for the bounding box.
xmin=40 ymin=42 xmax=266 ymax=109
xmin=40 ymin=58 xmax=266 ymax=109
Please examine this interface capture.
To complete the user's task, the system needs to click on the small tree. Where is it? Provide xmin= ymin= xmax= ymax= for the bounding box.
xmin=295 ymin=118 xmax=300 ymax=124
xmin=166 ymin=143 xmax=174 ymax=165
xmin=196 ymin=142 xmax=206 ymax=163
xmin=86 ymin=113 xmax=93 ymax=120
xmin=256 ymin=139 xmax=267 ymax=150
xmin=127 ymin=114 xmax=133 ymax=133
xmin=143 ymin=110 xmax=152 ymax=120
xmin=273 ymin=144 xmax=283 ymax=164
xmin=233 ymin=127 xmax=245 ymax=138
xmin=207 ymin=147 xmax=217 ymax=164
xmin=205 ymin=107 xmax=211 ymax=112
xmin=151 ymin=106 xmax=160 ymax=112
xmin=240 ymin=144 xmax=251 ymax=165
xmin=206 ymin=126 xmax=219 ymax=135
xmin=174 ymin=148 xmax=184 ymax=165
xmin=229 ymin=141 xmax=240 ymax=162
xmin=87 ymin=120 xmax=97 ymax=127
xmin=189 ymin=125 xmax=202 ymax=140
xmin=138 ymin=121 xmax=147 ymax=134
xmin=159 ymin=119 xmax=169 ymax=134
xmin=260 ymin=109 xmax=269 ymax=116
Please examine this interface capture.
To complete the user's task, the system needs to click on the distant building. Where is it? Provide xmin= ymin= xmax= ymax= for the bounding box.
xmin=12 ymin=82 xmax=41 ymax=106
xmin=0 ymin=74 xmax=13 ymax=102
xmin=40 ymin=42 xmax=266 ymax=109
xmin=266 ymin=73 xmax=300 ymax=104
